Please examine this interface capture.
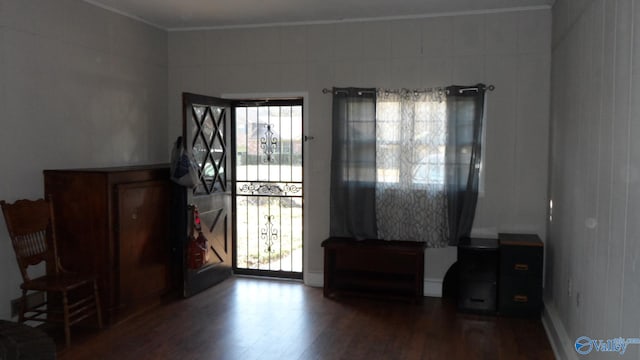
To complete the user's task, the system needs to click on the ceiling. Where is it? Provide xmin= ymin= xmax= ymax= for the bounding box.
xmin=85 ymin=0 xmax=554 ymax=30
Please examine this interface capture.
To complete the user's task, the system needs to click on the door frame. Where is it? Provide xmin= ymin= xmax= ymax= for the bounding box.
xmin=223 ymin=92 xmax=309 ymax=281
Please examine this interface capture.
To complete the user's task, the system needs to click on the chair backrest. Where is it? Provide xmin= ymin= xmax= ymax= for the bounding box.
xmin=1 ymin=198 xmax=60 ymax=282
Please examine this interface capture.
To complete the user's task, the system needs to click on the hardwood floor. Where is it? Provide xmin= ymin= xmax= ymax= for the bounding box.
xmin=56 ymin=277 xmax=554 ymax=360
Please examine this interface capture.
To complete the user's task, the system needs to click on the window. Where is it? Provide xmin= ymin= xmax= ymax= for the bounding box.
xmin=330 ymin=85 xmax=488 ymax=246
xmin=376 ymin=91 xmax=447 ymax=189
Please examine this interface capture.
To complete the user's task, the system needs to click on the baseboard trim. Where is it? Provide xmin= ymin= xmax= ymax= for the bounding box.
xmin=304 ymin=271 xmax=323 ymax=288
xmin=542 ymin=303 xmax=577 ymax=360
xmin=424 ymin=278 xmax=443 ymax=297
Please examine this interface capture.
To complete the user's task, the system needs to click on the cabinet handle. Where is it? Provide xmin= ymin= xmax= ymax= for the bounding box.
xmin=513 ymin=295 xmax=528 ymax=303
xmin=514 ymin=263 xmax=529 ymax=271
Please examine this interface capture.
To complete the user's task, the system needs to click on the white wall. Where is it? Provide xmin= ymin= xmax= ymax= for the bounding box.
xmin=0 ymin=0 xmax=168 ymax=320
xmin=167 ymin=9 xmax=551 ymax=288
xmin=545 ymin=0 xmax=640 ymax=359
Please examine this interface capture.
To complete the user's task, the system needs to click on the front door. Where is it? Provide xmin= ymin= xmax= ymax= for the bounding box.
xmin=233 ymin=99 xmax=303 ymax=279
xmin=182 ymin=92 xmax=233 ymax=296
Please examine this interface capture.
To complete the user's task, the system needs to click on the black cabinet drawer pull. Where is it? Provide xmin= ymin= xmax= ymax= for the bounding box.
xmin=514 ymin=263 xmax=529 ymax=271
xmin=470 ymin=298 xmax=486 ymax=303
xmin=513 ymin=295 xmax=528 ymax=303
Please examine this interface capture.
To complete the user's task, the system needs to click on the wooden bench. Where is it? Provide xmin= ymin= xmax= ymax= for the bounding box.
xmin=322 ymin=237 xmax=426 ymax=302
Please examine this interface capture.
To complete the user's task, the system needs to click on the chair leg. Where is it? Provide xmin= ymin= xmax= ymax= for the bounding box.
xmin=62 ymin=291 xmax=71 ymax=348
xmin=93 ymin=281 xmax=103 ymax=329
xmin=18 ymin=289 xmax=27 ymax=323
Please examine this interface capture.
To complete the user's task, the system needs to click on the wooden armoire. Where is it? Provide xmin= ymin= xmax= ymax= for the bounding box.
xmin=43 ymin=164 xmax=172 ymax=324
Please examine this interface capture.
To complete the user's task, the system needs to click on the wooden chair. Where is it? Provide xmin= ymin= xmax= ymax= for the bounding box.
xmin=1 ymin=198 xmax=102 ymax=347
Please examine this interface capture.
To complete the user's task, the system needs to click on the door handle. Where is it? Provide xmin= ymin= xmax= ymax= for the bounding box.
xmin=513 ymin=295 xmax=529 ymax=303
xmin=514 ymin=263 xmax=529 ymax=271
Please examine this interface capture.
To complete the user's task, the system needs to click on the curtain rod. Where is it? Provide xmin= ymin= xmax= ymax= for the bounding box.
xmin=322 ymin=85 xmax=495 ymax=94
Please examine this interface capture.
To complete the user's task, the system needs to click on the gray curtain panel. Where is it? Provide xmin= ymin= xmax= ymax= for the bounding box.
xmin=445 ymin=84 xmax=487 ymax=245
xmin=329 ymin=88 xmax=378 ymax=239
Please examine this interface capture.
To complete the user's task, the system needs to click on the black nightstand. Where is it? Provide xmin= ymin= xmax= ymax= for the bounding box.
xmin=498 ymin=233 xmax=544 ymax=317
xmin=457 ymin=238 xmax=499 ymax=314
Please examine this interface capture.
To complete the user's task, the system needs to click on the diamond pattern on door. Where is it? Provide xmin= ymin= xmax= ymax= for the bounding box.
xmin=190 ymin=105 xmax=227 ymax=195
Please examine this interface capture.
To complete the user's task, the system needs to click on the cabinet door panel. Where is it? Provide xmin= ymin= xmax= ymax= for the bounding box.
xmin=117 ymin=180 xmax=171 ymax=311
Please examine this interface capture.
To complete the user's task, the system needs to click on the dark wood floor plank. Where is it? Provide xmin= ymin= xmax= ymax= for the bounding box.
xmin=56 ymin=277 xmax=554 ymax=360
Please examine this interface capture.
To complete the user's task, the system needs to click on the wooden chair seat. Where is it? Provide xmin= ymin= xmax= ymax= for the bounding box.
xmin=1 ymin=198 xmax=103 ymax=348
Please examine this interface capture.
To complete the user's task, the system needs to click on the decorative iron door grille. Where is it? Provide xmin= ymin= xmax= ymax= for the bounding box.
xmin=234 ymin=100 xmax=303 ymax=278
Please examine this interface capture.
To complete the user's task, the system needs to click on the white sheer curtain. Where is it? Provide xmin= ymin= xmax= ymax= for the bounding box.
xmin=375 ymin=89 xmax=449 ymax=247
